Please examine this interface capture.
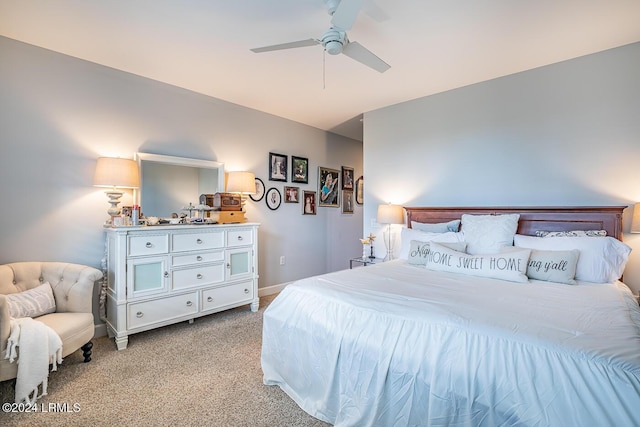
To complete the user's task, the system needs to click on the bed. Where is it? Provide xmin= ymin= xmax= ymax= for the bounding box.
xmin=261 ymin=206 xmax=640 ymax=426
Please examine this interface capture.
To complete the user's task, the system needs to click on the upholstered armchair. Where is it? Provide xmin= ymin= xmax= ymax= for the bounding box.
xmin=0 ymin=262 xmax=103 ymax=383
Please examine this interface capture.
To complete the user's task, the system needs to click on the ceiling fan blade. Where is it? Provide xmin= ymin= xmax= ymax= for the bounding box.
xmin=331 ymin=0 xmax=366 ymax=30
xmin=251 ymin=39 xmax=319 ymax=53
xmin=342 ymin=41 xmax=390 ymax=73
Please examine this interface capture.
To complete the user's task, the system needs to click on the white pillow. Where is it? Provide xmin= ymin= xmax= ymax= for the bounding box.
xmin=408 ymin=241 xmax=467 ymax=266
xmin=461 ymin=214 xmax=520 ymax=255
xmin=411 ymin=219 xmax=460 ymax=233
xmin=426 ymin=242 xmax=530 ymax=283
xmin=502 ymin=246 xmax=579 ymax=285
xmin=398 ymin=227 xmax=464 ymax=259
xmin=536 ymin=230 xmax=607 ymax=237
xmin=6 ymin=282 xmax=57 ymax=319
xmin=513 ymin=234 xmax=631 ymax=284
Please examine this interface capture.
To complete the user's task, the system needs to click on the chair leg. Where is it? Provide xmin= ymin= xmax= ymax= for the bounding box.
xmin=81 ymin=341 xmax=93 ymax=363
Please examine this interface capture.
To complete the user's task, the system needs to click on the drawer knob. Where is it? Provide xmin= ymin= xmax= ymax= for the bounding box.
xmin=136 ymin=311 xmax=144 ymax=318
xmin=186 ymin=301 xmax=193 ymax=307
xmin=146 ymin=242 xmax=153 ymax=248
xmin=164 ymin=271 xmax=169 ymax=278
xmin=226 ymin=263 xmax=231 ymax=269
xmin=237 ymin=235 xmax=243 ymax=241
xmin=207 ymin=296 xmax=213 ymax=302
xmin=197 ymin=273 xmax=203 ymax=279
xmin=196 ymin=239 xmax=203 ymax=244
xmin=196 ymin=255 xmax=203 ymax=261
xmin=244 ymin=288 xmax=249 ymax=294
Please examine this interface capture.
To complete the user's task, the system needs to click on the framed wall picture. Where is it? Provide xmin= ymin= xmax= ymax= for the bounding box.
xmin=250 ymin=177 xmax=265 ymax=202
xmin=303 ymin=191 xmax=316 ymax=215
xmin=269 ymin=152 xmax=288 ymax=182
xmin=291 ymin=156 xmax=309 ymax=184
xmin=355 ymin=176 xmax=364 ymax=205
xmin=265 ymin=187 xmax=282 ymax=210
xmin=342 ymin=166 xmax=354 ymax=190
xmin=318 ymin=166 xmax=340 ymax=207
xmin=284 ymin=186 xmax=300 ymax=203
xmin=342 ymin=190 xmax=354 ymax=214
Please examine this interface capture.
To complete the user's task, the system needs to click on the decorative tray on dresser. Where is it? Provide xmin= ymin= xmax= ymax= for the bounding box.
xmin=104 ymin=223 xmax=259 ymax=350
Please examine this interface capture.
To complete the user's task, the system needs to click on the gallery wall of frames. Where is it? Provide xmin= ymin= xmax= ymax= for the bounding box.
xmin=251 ymin=152 xmax=363 ymax=215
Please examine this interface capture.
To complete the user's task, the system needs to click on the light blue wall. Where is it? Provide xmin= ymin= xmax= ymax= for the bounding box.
xmin=0 ymin=36 xmax=364 ymax=302
xmin=364 ymin=42 xmax=640 ymax=293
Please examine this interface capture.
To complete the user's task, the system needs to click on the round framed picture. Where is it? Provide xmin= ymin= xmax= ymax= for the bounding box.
xmin=265 ymin=187 xmax=282 ymax=210
xmin=250 ymin=177 xmax=265 ymax=202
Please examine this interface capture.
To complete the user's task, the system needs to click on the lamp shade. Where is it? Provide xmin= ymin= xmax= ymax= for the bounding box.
xmin=631 ymin=203 xmax=640 ymax=233
xmin=93 ymin=157 xmax=140 ymax=188
xmin=377 ymin=204 xmax=404 ymax=225
xmin=227 ymin=171 xmax=256 ymax=194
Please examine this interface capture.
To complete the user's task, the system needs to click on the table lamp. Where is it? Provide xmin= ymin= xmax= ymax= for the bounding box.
xmin=632 ymin=203 xmax=640 ymax=233
xmin=377 ymin=203 xmax=404 ymax=260
xmin=93 ymin=157 xmax=140 ymax=226
xmin=226 ymin=171 xmax=256 ymax=212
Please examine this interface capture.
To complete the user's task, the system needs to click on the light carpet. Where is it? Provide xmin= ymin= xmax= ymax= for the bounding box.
xmin=0 ymin=294 xmax=330 ymax=427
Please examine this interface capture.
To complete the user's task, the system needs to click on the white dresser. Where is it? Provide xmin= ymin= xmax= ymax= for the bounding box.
xmin=104 ymin=223 xmax=259 ymax=350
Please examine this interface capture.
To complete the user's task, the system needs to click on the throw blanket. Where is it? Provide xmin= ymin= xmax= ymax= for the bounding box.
xmin=5 ymin=317 xmax=63 ymax=404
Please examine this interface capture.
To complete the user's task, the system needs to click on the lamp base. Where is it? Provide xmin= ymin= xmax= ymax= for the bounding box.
xmin=105 ymin=190 xmax=124 ymax=226
xmin=383 ymin=226 xmax=396 ymax=261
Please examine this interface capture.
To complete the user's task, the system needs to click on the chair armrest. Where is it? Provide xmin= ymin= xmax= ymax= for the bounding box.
xmin=0 ymin=295 xmax=9 ymax=354
xmin=43 ymin=263 xmax=104 ymax=314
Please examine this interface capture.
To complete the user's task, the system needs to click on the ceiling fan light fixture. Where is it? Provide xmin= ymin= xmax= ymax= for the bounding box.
xmin=325 ymin=40 xmax=343 ymax=55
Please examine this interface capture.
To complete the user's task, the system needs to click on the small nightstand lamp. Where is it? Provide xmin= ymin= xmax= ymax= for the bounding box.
xmin=93 ymin=157 xmax=139 ymax=226
xmin=631 ymin=203 xmax=640 ymax=233
xmin=377 ymin=203 xmax=404 ymax=261
xmin=226 ymin=171 xmax=256 ymax=212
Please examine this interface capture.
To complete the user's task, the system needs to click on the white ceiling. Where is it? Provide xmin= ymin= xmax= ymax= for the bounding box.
xmin=2 ymin=0 xmax=640 ymax=141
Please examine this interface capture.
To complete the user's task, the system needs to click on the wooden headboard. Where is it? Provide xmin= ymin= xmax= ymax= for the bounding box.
xmin=405 ymin=206 xmax=625 ymax=241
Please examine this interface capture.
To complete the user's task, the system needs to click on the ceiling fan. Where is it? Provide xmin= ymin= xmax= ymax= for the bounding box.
xmin=250 ymin=0 xmax=390 ymax=73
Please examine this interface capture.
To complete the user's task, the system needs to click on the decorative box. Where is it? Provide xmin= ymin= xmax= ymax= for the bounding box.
xmin=209 ymin=211 xmax=246 ymax=224
xmin=200 ymin=193 xmax=242 ymax=211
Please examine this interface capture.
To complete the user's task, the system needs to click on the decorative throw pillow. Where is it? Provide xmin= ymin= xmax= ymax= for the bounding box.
xmin=411 ymin=219 xmax=461 ymax=233
xmin=408 ymin=241 xmax=467 ymax=265
xmin=535 ymin=230 xmax=607 ymax=237
xmin=425 ymin=242 xmax=531 ymax=283
xmin=6 ymin=282 xmax=56 ymax=319
xmin=398 ymin=227 xmax=464 ymax=259
xmin=461 ymin=214 xmax=520 ymax=255
xmin=502 ymin=246 xmax=579 ymax=285
xmin=513 ymin=234 xmax=631 ymax=284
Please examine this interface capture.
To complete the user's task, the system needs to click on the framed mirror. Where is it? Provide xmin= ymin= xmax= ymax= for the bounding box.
xmin=135 ymin=153 xmax=224 ymax=218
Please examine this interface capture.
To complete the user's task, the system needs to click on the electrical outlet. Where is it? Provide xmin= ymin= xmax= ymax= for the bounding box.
xmin=280 ymin=256 xmax=285 ymax=265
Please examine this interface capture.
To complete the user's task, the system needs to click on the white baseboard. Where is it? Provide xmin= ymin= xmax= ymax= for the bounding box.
xmin=259 ymin=282 xmax=292 ymax=297
xmin=93 ymin=322 xmax=108 ymax=338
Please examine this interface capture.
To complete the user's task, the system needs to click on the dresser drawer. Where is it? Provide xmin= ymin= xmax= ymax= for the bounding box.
xmin=172 ymin=264 xmax=225 ymax=290
xmin=201 ymin=281 xmax=253 ymax=312
xmin=172 ymin=231 xmax=224 ymax=252
xmin=172 ymin=250 xmax=224 ymax=267
xmin=227 ymin=229 xmax=253 ymax=247
xmin=128 ymin=292 xmax=198 ymax=330
xmin=128 ymin=234 xmax=169 ymax=256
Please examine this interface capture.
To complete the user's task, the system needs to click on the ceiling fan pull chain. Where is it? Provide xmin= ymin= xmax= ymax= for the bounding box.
xmin=323 ymin=49 xmax=326 ymax=90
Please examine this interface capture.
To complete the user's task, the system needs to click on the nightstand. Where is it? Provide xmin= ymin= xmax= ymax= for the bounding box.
xmin=350 ymin=257 xmax=385 ymax=269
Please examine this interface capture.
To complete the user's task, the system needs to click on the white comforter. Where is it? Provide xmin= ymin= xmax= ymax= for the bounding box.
xmin=261 ymin=260 xmax=640 ymax=427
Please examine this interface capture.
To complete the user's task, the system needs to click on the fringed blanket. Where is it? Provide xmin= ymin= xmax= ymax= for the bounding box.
xmin=5 ymin=317 xmax=63 ymax=404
